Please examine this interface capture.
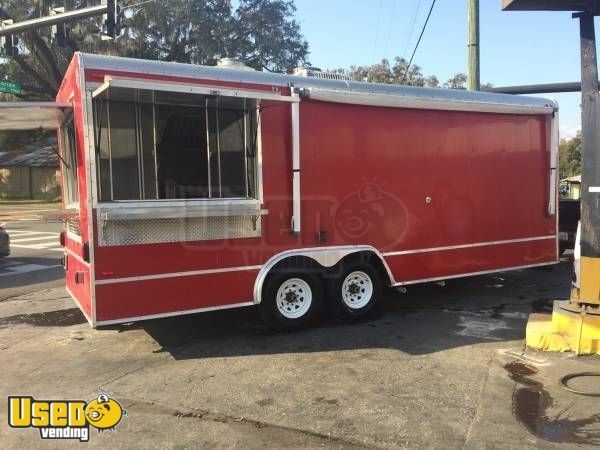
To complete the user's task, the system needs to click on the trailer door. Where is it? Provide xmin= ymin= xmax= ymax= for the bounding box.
xmin=0 ymin=101 xmax=75 ymax=218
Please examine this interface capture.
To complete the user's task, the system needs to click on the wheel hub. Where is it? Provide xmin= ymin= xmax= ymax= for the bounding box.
xmin=275 ymin=278 xmax=313 ymax=319
xmin=341 ymin=271 xmax=374 ymax=309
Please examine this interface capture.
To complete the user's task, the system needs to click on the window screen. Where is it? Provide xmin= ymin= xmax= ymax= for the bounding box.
xmin=94 ymin=91 xmax=258 ymax=202
xmin=61 ymin=116 xmax=79 ymax=205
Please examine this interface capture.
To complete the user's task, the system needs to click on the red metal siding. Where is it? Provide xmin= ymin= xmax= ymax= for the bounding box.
xmin=77 ymin=66 xmax=557 ymax=323
xmin=57 ymin=56 xmax=93 ymax=321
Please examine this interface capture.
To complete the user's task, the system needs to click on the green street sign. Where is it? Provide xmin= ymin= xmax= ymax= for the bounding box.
xmin=0 ymin=80 xmax=22 ymax=95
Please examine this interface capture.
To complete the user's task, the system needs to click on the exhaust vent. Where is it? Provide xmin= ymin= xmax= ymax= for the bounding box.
xmin=216 ymin=58 xmax=255 ymax=71
xmin=293 ymin=66 xmax=351 ymax=81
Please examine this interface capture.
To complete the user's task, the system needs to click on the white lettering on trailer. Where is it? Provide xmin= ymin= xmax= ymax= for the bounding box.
xmin=589 ymin=186 xmax=600 ymax=193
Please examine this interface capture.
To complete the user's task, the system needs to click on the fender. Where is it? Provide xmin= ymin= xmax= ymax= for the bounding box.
xmin=253 ymin=245 xmax=395 ymax=304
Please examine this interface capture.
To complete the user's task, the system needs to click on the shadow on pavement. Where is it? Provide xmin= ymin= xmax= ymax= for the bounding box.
xmin=0 ymin=256 xmax=64 ymax=290
xmin=112 ymin=260 xmax=572 ymax=359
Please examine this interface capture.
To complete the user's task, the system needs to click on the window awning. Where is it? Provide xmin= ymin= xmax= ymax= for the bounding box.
xmin=92 ymin=76 xmax=299 ymax=103
xmin=0 ymin=102 xmax=72 ymax=130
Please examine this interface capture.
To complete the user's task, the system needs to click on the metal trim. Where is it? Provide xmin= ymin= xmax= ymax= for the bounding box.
xmin=78 ymin=53 xmax=556 ymax=112
xmin=95 ymin=199 xmax=263 ymax=220
xmin=391 ymin=261 xmax=559 ymax=287
xmin=291 ymin=95 xmax=301 ymax=234
xmin=548 ymin=111 xmax=559 ymax=215
xmin=382 ymin=235 xmax=556 ymax=257
xmin=252 ymin=245 xmax=395 ymax=305
xmin=79 ymin=54 xmax=98 ymax=325
xmin=304 ymin=88 xmax=556 ymax=115
xmin=95 ymin=264 xmax=262 ymax=285
xmin=256 ymin=102 xmax=264 ymax=204
xmin=92 ymin=75 xmax=299 ymax=103
xmin=65 ymin=285 xmax=93 ymax=326
xmin=66 ymin=229 xmax=82 ymax=243
xmin=64 ymin=246 xmax=89 ymax=266
xmin=93 ymin=301 xmax=255 ymax=327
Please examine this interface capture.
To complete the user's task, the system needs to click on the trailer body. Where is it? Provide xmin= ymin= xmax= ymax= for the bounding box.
xmin=0 ymin=53 xmax=559 ymax=326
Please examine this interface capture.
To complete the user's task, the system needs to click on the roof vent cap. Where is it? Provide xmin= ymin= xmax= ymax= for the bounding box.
xmin=216 ymin=58 xmax=255 ymax=71
xmin=293 ymin=66 xmax=351 ymax=81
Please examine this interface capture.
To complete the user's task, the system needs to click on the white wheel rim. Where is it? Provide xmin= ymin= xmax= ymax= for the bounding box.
xmin=276 ymin=278 xmax=312 ymax=319
xmin=341 ymin=271 xmax=373 ymax=309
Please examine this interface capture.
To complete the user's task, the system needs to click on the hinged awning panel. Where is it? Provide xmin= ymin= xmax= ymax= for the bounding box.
xmin=92 ymin=76 xmax=299 ymax=103
xmin=0 ymin=102 xmax=72 ymax=130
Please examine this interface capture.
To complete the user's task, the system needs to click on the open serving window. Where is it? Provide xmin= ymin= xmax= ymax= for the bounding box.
xmin=0 ymin=102 xmax=79 ymax=217
xmin=91 ymin=76 xmax=297 ymax=246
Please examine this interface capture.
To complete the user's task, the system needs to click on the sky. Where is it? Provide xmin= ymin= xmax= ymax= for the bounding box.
xmin=293 ymin=0 xmax=600 ymax=140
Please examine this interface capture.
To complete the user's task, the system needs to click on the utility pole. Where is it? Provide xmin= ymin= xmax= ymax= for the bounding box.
xmin=467 ymin=0 xmax=480 ymax=91
xmin=575 ymin=10 xmax=600 ymax=307
xmin=502 ymin=0 xmax=600 ymax=356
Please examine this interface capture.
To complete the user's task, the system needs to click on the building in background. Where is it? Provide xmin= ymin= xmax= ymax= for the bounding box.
xmin=560 ymin=174 xmax=581 ymax=200
xmin=0 ymin=145 xmax=60 ymax=200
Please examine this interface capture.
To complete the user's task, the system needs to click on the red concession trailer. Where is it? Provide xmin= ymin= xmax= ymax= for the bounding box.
xmin=0 ymin=53 xmax=559 ymax=328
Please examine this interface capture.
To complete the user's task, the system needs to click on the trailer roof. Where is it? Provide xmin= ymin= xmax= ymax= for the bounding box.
xmin=78 ymin=53 xmax=558 ymax=113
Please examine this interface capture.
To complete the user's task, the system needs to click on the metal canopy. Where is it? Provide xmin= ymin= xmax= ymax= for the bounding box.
xmin=502 ymin=0 xmax=599 ymax=11
xmin=92 ymin=76 xmax=298 ymax=103
xmin=0 ymin=102 xmax=72 ymax=130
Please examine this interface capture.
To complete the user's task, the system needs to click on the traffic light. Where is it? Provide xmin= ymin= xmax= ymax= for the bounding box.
xmin=50 ymin=7 xmax=67 ymax=47
xmin=0 ymin=20 xmax=18 ymax=56
xmin=101 ymin=0 xmax=120 ymax=40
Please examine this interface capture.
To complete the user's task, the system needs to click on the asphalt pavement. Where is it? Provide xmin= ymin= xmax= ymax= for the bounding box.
xmin=1 ymin=258 xmax=599 ymax=448
xmin=0 ymin=203 xmax=64 ymax=300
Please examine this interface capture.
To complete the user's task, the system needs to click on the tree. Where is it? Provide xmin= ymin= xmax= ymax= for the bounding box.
xmin=336 ymin=58 xmax=480 ymax=90
xmin=0 ymin=0 xmax=309 ymax=100
xmin=444 ymin=73 xmax=467 ymax=89
xmin=559 ymin=132 xmax=582 ymax=179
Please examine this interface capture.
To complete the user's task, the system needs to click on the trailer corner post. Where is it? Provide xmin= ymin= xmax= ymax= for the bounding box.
xmin=548 ymin=110 xmax=559 ymax=216
xmin=291 ymin=93 xmax=301 ymax=236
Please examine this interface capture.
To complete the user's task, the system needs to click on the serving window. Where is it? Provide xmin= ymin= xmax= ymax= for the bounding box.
xmin=93 ymin=89 xmax=258 ymax=202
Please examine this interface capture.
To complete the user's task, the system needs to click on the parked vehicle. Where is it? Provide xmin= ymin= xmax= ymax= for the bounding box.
xmin=0 ymin=53 xmax=560 ymax=328
xmin=0 ymin=227 xmax=9 ymax=258
xmin=559 ymin=198 xmax=580 ymax=254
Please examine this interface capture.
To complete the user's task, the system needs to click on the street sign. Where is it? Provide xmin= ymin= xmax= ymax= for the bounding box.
xmin=0 ymin=80 xmax=22 ymax=95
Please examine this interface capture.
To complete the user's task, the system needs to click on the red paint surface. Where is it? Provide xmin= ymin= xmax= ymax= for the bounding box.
xmin=57 ymin=59 xmax=558 ymax=323
xmin=95 ymin=269 xmax=258 ymax=321
xmin=57 ymin=55 xmax=93 ymax=321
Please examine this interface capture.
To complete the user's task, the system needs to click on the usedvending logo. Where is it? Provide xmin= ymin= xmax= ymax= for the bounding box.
xmin=8 ymin=393 xmax=127 ymax=442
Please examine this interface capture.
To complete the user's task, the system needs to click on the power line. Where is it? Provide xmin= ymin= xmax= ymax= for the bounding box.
xmin=401 ymin=0 xmax=436 ymax=85
xmin=402 ymin=0 xmax=423 ymax=59
xmin=371 ymin=0 xmax=384 ymax=62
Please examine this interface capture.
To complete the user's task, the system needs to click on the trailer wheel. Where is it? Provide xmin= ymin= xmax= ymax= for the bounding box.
xmin=328 ymin=261 xmax=382 ymax=319
xmin=259 ymin=272 xmax=323 ymax=330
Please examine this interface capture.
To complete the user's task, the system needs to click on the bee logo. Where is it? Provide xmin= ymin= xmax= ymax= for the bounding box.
xmin=85 ymin=394 xmax=127 ymax=432
xmin=8 ymin=393 xmax=127 ymax=442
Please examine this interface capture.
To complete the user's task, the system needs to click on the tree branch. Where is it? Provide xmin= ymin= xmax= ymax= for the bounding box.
xmin=12 ymin=54 xmax=56 ymax=99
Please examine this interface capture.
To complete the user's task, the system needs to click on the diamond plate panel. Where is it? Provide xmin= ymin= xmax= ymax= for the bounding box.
xmin=65 ymin=218 xmax=81 ymax=237
xmin=98 ymin=215 xmax=261 ymax=246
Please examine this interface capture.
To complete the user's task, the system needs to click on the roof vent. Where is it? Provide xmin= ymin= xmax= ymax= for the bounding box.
xmin=293 ymin=66 xmax=351 ymax=81
xmin=216 ymin=58 xmax=255 ymax=71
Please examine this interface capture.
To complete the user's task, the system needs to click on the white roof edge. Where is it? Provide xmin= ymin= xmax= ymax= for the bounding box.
xmin=77 ymin=52 xmax=558 ymax=112
xmin=304 ymin=88 xmax=555 ymax=115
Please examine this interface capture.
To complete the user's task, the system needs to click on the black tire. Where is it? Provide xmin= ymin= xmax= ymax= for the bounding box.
xmin=258 ymin=271 xmax=323 ymax=331
xmin=327 ymin=260 xmax=383 ymax=319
